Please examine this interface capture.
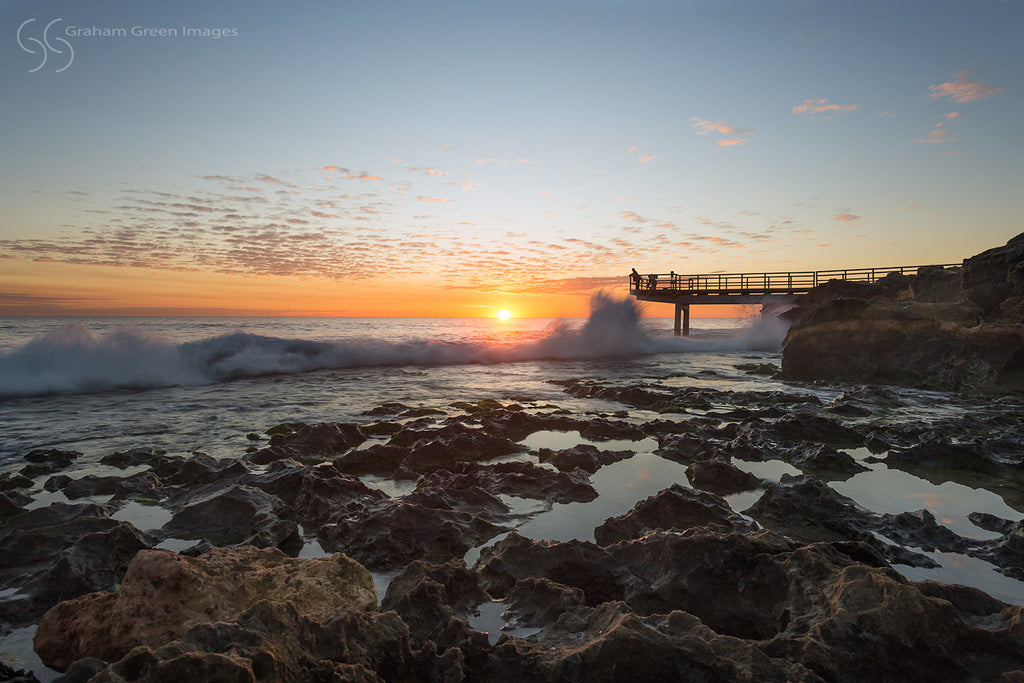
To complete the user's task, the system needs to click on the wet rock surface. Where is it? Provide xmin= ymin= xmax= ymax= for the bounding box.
xmin=685 ymin=458 xmax=762 ymax=494
xmin=318 ymin=496 xmax=510 ymax=570
xmin=0 ymin=503 xmax=152 ymax=625
xmin=594 ymin=483 xmax=757 ymax=545
xmin=537 ymin=443 xmax=633 ymax=473
xmin=4 ymin=388 xmax=1024 ymax=681
xmin=416 ymin=461 xmax=598 ymax=505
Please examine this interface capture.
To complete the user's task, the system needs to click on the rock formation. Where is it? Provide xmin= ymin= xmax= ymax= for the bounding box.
xmin=782 ymin=232 xmax=1024 ymax=392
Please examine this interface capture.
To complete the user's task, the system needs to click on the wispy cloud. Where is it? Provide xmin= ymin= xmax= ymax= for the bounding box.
xmin=833 ymin=213 xmax=859 ymax=222
xmin=928 ymin=70 xmax=1003 ymax=103
xmin=416 ymin=196 xmax=452 ymax=203
xmin=474 ymin=157 xmax=533 ymax=166
xmin=792 ymin=99 xmax=858 ymax=118
xmin=911 ymin=122 xmax=957 ymax=144
xmin=637 ymin=154 xmax=656 ymax=163
xmin=690 ymin=118 xmax=754 ymax=146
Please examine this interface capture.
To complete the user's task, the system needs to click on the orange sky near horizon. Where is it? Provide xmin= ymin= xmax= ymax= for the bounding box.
xmin=0 ymin=260 xmax=748 ymax=318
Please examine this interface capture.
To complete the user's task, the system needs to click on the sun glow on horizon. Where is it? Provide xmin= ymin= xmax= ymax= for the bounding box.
xmin=496 ymin=309 xmax=513 ymax=320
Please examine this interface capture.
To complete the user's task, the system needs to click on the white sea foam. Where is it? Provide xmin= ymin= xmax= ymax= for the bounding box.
xmin=0 ymin=295 xmax=789 ymax=398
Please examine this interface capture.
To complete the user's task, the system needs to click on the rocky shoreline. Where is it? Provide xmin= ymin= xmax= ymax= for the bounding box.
xmin=2 ymin=377 xmax=1024 ymax=681
xmin=782 ymin=232 xmax=1024 ymax=393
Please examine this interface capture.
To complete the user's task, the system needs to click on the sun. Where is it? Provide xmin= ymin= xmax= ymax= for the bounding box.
xmin=496 ymin=309 xmax=513 ymax=320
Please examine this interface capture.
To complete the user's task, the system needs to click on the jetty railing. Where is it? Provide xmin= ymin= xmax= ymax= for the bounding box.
xmin=628 ymin=264 xmax=960 ymax=296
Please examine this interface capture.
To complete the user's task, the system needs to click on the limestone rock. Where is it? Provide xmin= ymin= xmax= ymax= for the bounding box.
xmin=160 ymin=484 xmax=298 ymax=553
xmin=686 ymin=458 xmax=762 ymax=494
xmin=782 ymin=233 xmax=1024 ymax=392
xmin=33 ymin=546 xmax=376 ymax=671
xmin=416 ymin=461 xmax=599 ymax=505
xmin=538 ymin=443 xmax=633 ymax=473
xmin=82 ymin=600 xmax=439 ymax=683
xmin=318 ymin=497 xmax=510 ymax=570
xmin=594 ymin=483 xmax=757 ymax=545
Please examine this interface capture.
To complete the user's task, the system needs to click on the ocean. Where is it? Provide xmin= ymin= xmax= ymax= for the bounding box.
xmin=0 ymin=301 xmax=782 ymax=462
xmin=2 ymin=297 xmax=1024 ymax=678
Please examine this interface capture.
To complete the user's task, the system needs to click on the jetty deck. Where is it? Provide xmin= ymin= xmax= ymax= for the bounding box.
xmin=629 ymin=264 xmax=958 ymax=336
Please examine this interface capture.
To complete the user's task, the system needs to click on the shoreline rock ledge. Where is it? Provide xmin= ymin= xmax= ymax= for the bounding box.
xmin=781 ymin=232 xmax=1024 ymax=393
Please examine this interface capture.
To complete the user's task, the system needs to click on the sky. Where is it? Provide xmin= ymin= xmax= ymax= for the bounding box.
xmin=1 ymin=0 xmax=1021 ymax=318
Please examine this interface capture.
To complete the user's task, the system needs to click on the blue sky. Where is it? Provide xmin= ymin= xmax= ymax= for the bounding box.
xmin=1 ymin=0 xmax=1021 ymax=315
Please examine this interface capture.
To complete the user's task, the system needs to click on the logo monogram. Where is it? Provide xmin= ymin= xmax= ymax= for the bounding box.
xmin=17 ymin=18 xmax=74 ymax=73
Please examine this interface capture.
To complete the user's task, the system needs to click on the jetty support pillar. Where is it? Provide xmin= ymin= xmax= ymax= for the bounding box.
xmin=674 ymin=303 xmax=690 ymax=337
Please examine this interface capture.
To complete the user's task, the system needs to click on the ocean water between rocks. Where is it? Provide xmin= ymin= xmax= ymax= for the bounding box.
xmin=2 ymin=298 xmax=1023 ymax=680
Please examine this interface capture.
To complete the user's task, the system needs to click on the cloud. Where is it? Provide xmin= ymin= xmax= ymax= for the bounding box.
xmin=637 ymin=154 xmax=656 ymax=163
xmin=416 ymin=196 xmax=453 ymax=203
xmin=691 ymin=119 xmax=734 ymax=135
xmin=929 ymin=70 xmax=1003 ymax=103
xmin=911 ymin=122 xmax=956 ymax=144
xmin=792 ymin=99 xmax=858 ymax=118
xmin=691 ymin=118 xmax=753 ymax=146
xmin=945 ymin=112 xmax=961 ymax=119
xmin=833 ymin=213 xmax=859 ymax=222
xmin=0 ymin=292 xmax=97 ymax=309
xmin=474 ymin=157 xmax=533 ymax=167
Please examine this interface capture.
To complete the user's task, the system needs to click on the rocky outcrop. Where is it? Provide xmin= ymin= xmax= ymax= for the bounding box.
xmin=962 ymin=232 xmax=1024 ymax=321
xmin=593 ymin=484 xmax=757 ymax=545
xmin=79 ymin=600 xmax=442 ymax=682
xmin=782 ymin=232 xmax=1024 ymax=393
xmin=160 ymin=484 xmax=301 ymax=554
xmin=33 ymin=546 xmax=376 ymax=671
xmin=416 ymin=461 xmax=599 ymax=504
xmin=0 ymin=503 xmax=151 ymax=624
xmin=538 ymin=443 xmax=634 ymax=473
xmin=317 ymin=495 xmax=510 ymax=570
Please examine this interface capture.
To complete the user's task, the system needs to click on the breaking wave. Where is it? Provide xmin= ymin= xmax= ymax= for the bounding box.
xmin=0 ymin=294 xmax=789 ymax=398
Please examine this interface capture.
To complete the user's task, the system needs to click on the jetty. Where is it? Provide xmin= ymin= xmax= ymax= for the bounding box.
xmin=629 ymin=265 xmax=957 ymax=336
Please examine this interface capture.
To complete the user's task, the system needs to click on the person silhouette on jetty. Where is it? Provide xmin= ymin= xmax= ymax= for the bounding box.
xmin=630 ymin=268 xmax=641 ymax=290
